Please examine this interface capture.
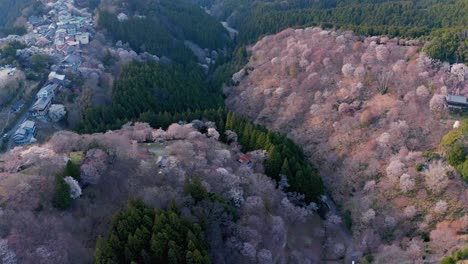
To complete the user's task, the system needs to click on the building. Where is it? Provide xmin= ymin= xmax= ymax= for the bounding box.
xmin=48 ymin=71 xmax=66 ymax=84
xmin=238 ymin=154 xmax=253 ymax=167
xmin=31 ymin=96 xmax=52 ymax=117
xmin=446 ymin=94 xmax=468 ymax=112
xmin=62 ymin=54 xmax=81 ymax=68
xmin=76 ymin=32 xmax=89 ymax=45
xmin=37 ymin=83 xmax=58 ymax=99
xmin=13 ymin=120 xmax=37 ymax=145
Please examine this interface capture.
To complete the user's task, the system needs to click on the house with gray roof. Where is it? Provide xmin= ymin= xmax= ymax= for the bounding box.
xmin=13 ymin=120 xmax=37 ymax=145
xmin=446 ymin=94 xmax=468 ymax=112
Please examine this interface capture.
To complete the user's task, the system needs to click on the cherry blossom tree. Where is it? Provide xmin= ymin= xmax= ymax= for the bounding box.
xmin=400 ymin=173 xmax=415 ymax=193
xmin=425 ymin=161 xmax=449 ymax=193
xmin=64 ymin=176 xmax=82 ymax=199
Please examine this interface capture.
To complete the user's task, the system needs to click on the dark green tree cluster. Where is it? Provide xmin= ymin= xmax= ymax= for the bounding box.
xmin=194 ymin=0 xmax=467 ymax=64
xmin=140 ymin=108 xmax=227 ymax=135
xmin=440 ymin=121 xmax=468 ymax=182
xmin=0 ymin=0 xmax=43 ymax=27
xmin=208 ymin=46 xmax=249 ymax=90
xmin=0 ymin=26 xmax=26 ymax=36
xmin=53 ymin=159 xmax=82 ymax=210
xmin=222 ymin=0 xmax=468 ymax=44
xmin=159 ymin=0 xmax=227 ymax=50
xmin=53 ymin=174 xmax=72 ymax=210
xmin=98 ymin=0 xmax=228 ymax=62
xmin=98 ymin=10 xmax=195 ymax=64
xmin=441 ymin=247 xmax=468 ymax=264
xmin=424 ymin=29 xmax=468 ymax=64
xmin=64 ymin=160 xmax=81 ymax=181
xmin=95 ymin=199 xmax=211 ymax=264
xmin=0 ymin=41 xmax=26 ymax=64
xmin=30 ymin=54 xmax=53 ymax=72
xmin=184 ymin=177 xmax=237 ymax=217
xmin=76 ymin=62 xmax=223 ymax=133
xmin=225 ymin=112 xmax=324 ymax=202
xmin=75 ymin=0 xmax=101 ymax=9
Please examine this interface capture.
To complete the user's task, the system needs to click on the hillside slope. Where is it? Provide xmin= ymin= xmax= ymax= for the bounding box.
xmin=0 ymin=122 xmax=335 ymax=263
xmin=194 ymin=0 xmax=467 ymax=43
xmin=226 ymin=27 xmax=468 ymax=262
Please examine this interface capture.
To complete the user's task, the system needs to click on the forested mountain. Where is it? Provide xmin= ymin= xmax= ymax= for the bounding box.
xmin=225 ymin=27 xmax=468 ymax=263
xmin=0 ymin=0 xmax=30 ymax=26
xmin=0 ymin=0 xmax=43 ymax=35
xmin=0 ymin=123 xmax=330 ymax=263
xmin=2 ymin=0 xmax=467 ymax=263
xmin=193 ymin=0 xmax=467 ymax=63
xmin=196 ymin=0 xmax=467 ymax=40
xmin=98 ymin=0 xmax=230 ymax=63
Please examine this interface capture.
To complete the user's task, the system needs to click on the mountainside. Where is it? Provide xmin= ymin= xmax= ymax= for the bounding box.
xmin=226 ymin=27 xmax=468 ymax=262
xmin=0 ymin=0 xmax=30 ymax=26
xmin=0 ymin=0 xmax=45 ymax=34
xmin=1 ymin=0 xmax=467 ymax=263
xmin=98 ymin=0 xmax=230 ymax=64
xmin=0 ymin=122 xmax=335 ymax=263
xmin=194 ymin=0 xmax=468 ymax=65
xmin=194 ymin=0 xmax=467 ymax=43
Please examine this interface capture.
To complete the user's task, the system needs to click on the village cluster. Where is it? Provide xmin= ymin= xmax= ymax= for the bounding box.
xmin=0 ymin=0 xmax=94 ymax=146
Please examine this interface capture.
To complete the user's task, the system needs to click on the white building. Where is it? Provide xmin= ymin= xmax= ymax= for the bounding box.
xmin=48 ymin=71 xmax=66 ymax=84
xmin=37 ymin=83 xmax=58 ymax=99
xmin=76 ymin=32 xmax=89 ymax=45
xmin=31 ymin=96 xmax=52 ymax=117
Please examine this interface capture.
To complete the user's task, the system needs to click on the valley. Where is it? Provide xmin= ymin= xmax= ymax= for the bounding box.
xmin=0 ymin=0 xmax=466 ymax=263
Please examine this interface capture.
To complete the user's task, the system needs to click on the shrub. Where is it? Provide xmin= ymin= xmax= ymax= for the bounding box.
xmin=422 ymin=151 xmax=440 ymax=160
xmin=441 ymin=256 xmax=455 ymax=264
xmin=361 ymin=254 xmax=374 ymax=264
xmin=452 ymin=247 xmax=468 ymax=260
xmin=416 ymin=163 xmax=424 ymax=171
xmin=441 ymin=247 xmax=468 ymax=264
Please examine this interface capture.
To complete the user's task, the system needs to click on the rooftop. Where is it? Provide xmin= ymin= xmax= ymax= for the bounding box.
xmin=446 ymin=94 xmax=467 ymax=104
xmin=20 ymin=120 xmax=36 ymax=130
xmin=238 ymin=154 xmax=252 ymax=163
xmin=14 ymin=128 xmax=27 ymax=137
xmin=32 ymin=96 xmax=52 ymax=111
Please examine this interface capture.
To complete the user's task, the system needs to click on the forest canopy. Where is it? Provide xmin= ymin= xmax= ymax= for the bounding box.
xmin=77 ymin=61 xmax=223 ymax=133
xmin=98 ymin=0 xmax=228 ymax=63
xmin=95 ymin=199 xmax=211 ymax=264
xmin=192 ymin=0 xmax=467 ymax=63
